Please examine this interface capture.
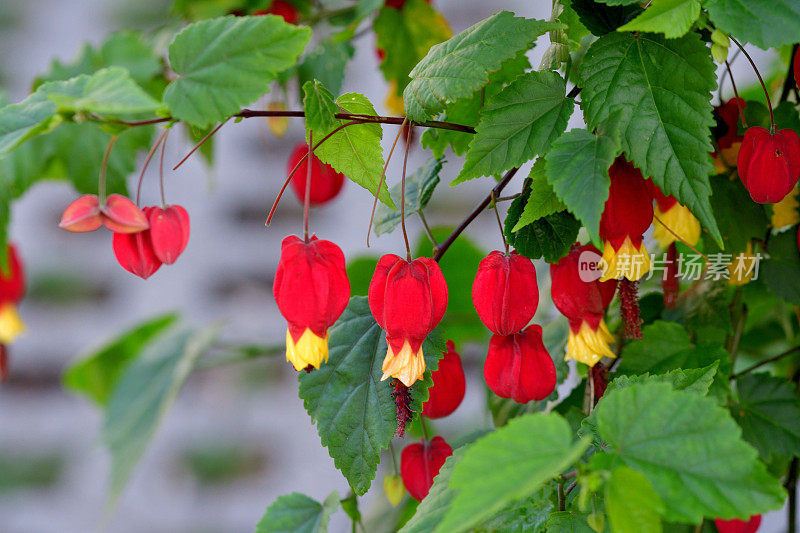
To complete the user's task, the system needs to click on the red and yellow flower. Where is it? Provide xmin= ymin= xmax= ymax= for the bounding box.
xmin=471 ymin=250 xmax=538 ymax=336
xmin=646 ymin=181 xmax=700 ymax=248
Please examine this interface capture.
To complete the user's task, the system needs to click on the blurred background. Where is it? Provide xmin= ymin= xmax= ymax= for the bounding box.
xmin=0 ymin=1 xmax=786 ymax=532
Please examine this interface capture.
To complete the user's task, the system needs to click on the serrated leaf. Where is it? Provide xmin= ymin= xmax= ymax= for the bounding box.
xmin=731 ymin=373 xmax=800 ymax=460
xmin=761 ymin=226 xmax=800 ymax=306
xmin=546 ymin=511 xmax=595 ymax=532
xmin=399 ymin=448 xmax=465 ymax=533
xmin=0 ymin=92 xmax=60 ymax=156
xmin=164 ymin=15 xmax=311 ymax=127
xmin=435 ymin=413 xmax=590 ymax=533
xmin=455 ymin=71 xmax=573 ymax=183
xmin=610 ymin=363 xmax=718 ymax=396
xmin=374 ymin=157 xmax=442 ymax=236
xmin=580 ymin=32 xmax=721 ymax=246
xmin=605 ymin=466 xmax=664 ymax=533
xmin=511 ymin=159 xmax=567 ymax=232
xmin=474 ymin=487 xmax=554 ymax=533
xmin=256 ymin=491 xmax=340 ymax=533
xmin=618 ymin=0 xmax=701 ymax=38
xmin=705 ymin=0 xmax=800 ymax=50
xmin=705 ymin=174 xmax=768 ymax=254
xmin=570 ymin=0 xmax=643 ymax=35
xmin=403 ymin=12 xmax=562 ymax=122
xmin=595 ymin=382 xmax=785 ymax=523
xmin=41 ymin=67 xmax=160 ymax=116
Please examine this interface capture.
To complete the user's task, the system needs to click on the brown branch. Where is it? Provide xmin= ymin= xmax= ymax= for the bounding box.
xmin=729 ymin=346 xmax=800 ymax=380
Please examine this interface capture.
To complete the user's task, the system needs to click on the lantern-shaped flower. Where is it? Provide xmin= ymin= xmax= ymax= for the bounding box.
xmin=551 ymin=244 xmax=617 ymax=367
xmin=737 ymin=126 xmax=800 ymax=203
xmin=148 ymin=205 xmax=190 ymax=265
xmin=369 ymin=255 xmax=448 ymax=387
xmin=112 ymin=207 xmax=162 ymax=280
xmin=646 ymin=181 xmax=700 ymax=249
xmin=273 ymin=235 xmax=350 ymax=371
xmin=422 ymin=340 xmax=465 ymax=418
xmin=288 ymin=143 xmax=345 ymax=206
xmin=484 ymin=324 xmax=556 ymax=403
xmin=714 ymin=515 xmax=761 ymax=533
xmin=599 ymin=158 xmax=654 ymax=281
xmin=400 ymin=436 xmax=453 ymax=501
xmin=713 ymin=98 xmax=746 ymax=172
xmin=0 ymin=245 xmax=25 ymax=346
xmin=771 ymin=185 xmax=799 ymax=228
xmin=472 ymin=250 xmax=538 ymax=336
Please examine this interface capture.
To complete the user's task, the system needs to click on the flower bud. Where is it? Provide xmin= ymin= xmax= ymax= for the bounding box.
xmin=59 ymin=194 xmax=150 ymax=234
xmin=383 ymin=473 xmax=405 ymax=507
xmin=484 ymin=324 xmax=556 ymax=404
xmin=422 ymin=340 xmax=465 ymax=418
xmin=149 ymin=205 xmax=190 ymax=265
xmin=738 ymin=126 xmax=800 ymax=203
xmin=112 ymin=208 xmax=162 ymax=280
xmin=472 ymin=250 xmax=538 ymax=336
xmin=714 ymin=515 xmax=761 ymax=533
xmin=369 ymin=255 xmax=448 ymax=386
xmin=400 ymin=436 xmax=453 ymax=501
xmin=273 ymin=235 xmax=350 ymax=371
xmin=288 ymin=143 xmax=345 ymax=206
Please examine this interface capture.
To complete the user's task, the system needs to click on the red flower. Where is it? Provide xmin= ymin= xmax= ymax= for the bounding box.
xmin=148 ymin=205 xmax=190 ymax=265
xmin=273 ymin=235 xmax=350 ymax=371
xmin=484 ymin=324 xmax=556 ymax=403
xmin=714 ymin=515 xmax=761 ymax=533
xmin=254 ymin=0 xmax=299 ymax=23
xmin=369 ymin=255 xmax=448 ymax=386
xmin=59 ymin=194 xmax=149 ymax=233
xmin=472 ymin=250 xmax=538 ymax=336
xmin=400 ymin=436 xmax=453 ymax=501
xmin=288 ymin=143 xmax=345 ymax=206
xmin=112 ymin=207 xmax=162 ymax=279
xmin=737 ymin=126 xmax=800 ymax=203
xmin=422 ymin=340 xmax=465 ymax=418
xmin=645 ymin=181 xmax=700 ymax=248
xmin=0 ymin=244 xmax=25 ymax=346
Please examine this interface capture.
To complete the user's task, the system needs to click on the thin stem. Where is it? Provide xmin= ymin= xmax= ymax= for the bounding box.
xmin=418 ymin=210 xmax=437 ymax=247
xmin=495 ymin=193 xmax=521 ymax=202
xmin=729 ymin=345 xmax=800 ymax=379
xmin=173 ymin=119 xmax=229 ymax=171
xmin=136 ymin=129 xmax=168 ymax=206
xmin=653 ymin=213 xmax=709 ymax=261
xmin=366 ymin=118 xmax=406 ymax=246
xmin=729 ymin=36 xmax=774 ymax=130
xmin=717 ymin=48 xmax=741 ymax=102
xmin=98 ymin=135 xmax=119 ymax=205
xmin=158 ymin=130 xmax=169 ymax=207
xmin=565 ymin=480 xmax=578 ymax=495
xmin=400 ymin=123 xmax=413 ymax=261
xmin=420 ymin=415 xmax=429 ymax=442
xmin=388 ymin=441 xmax=399 ymax=475
xmin=558 ymin=481 xmax=566 ymax=511
xmin=490 ymin=191 xmax=509 ymax=254
xmin=725 ymin=59 xmax=748 ymax=128
xmin=304 ymin=131 xmax=313 ymax=242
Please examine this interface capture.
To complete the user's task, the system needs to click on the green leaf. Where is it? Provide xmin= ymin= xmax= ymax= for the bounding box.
xmin=41 ymin=67 xmax=161 ymax=116
xmin=610 ymin=363 xmax=718 ymax=396
xmin=63 ymin=314 xmax=178 ymax=406
xmin=571 ymin=0 xmax=643 ymax=35
xmin=761 ymin=226 xmax=800 ymax=306
xmin=297 ymin=42 xmax=354 ymax=98
xmin=580 ymin=32 xmax=721 ymax=246
xmin=0 ymin=92 xmax=61 ymax=156
xmin=605 ymin=466 xmax=664 ymax=533
xmin=374 ymin=158 xmax=442 ymax=236
xmin=597 ymin=0 xmax=642 ymax=4
xmin=399 ymin=448 xmax=465 ymax=533
xmin=705 ymin=175 xmax=768 ymax=254
xmin=595 ymin=382 xmax=786 ymax=523
xmin=403 ymin=12 xmax=562 ymax=122
xmin=256 ymin=491 xmax=340 ymax=533
xmin=102 ymin=324 xmax=221 ymax=505
xmin=455 ymin=71 xmax=573 ymax=183
xmin=544 ymin=128 xmax=619 ymax=242
xmin=618 ymin=0 xmax=701 ymax=38
xmin=302 ymin=82 xmax=393 ymax=208
xmin=164 ymin=15 xmax=311 ymax=127
xmin=474 ymin=487 xmax=554 ymax=533
xmin=546 ymin=511 xmax=595 ymax=532
xmin=435 ymin=413 xmax=590 ymax=533
xmin=731 ymin=373 xmax=800 ymax=460
xmin=705 ymin=0 xmax=800 ymax=49
xmin=511 ymin=159 xmax=567 ymax=232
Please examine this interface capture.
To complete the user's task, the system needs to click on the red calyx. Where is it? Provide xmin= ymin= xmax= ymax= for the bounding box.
xmin=422 ymin=340 xmax=465 ymax=419
xmin=400 ymin=436 xmax=453 ymax=501
xmin=714 ymin=98 xmax=746 ymax=151
xmin=273 ymin=235 xmax=351 ymax=341
xmin=288 ymin=143 xmax=345 ymax=206
xmin=59 ymin=194 xmax=149 ymax=234
xmin=253 ymin=0 xmax=299 ymax=24
xmin=484 ymin=324 xmax=556 ymax=404
xmin=472 ymin=250 xmax=539 ymax=336
xmin=714 ymin=515 xmax=761 ymax=533
xmin=599 ymin=158 xmax=654 ymax=250
xmin=368 ymin=255 xmax=448 ymax=358
xmin=0 ymin=245 xmax=25 ymax=306
xmin=645 ymin=179 xmax=677 ymax=213
xmin=112 ymin=207 xmax=162 ymax=279
xmin=148 ymin=205 xmax=190 ymax=265
xmin=550 ymin=244 xmax=617 ymax=332
xmin=737 ymin=126 xmax=800 ymax=203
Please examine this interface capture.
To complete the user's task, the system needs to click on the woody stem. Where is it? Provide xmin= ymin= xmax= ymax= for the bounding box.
xmin=729 ymin=36 xmax=774 ymax=130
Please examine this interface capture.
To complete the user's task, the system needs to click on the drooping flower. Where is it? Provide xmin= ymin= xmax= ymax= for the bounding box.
xmin=551 ymin=243 xmax=617 ymax=367
xmin=383 ymin=473 xmax=405 ymax=507
xmin=59 ymin=194 xmax=149 ymax=233
xmin=148 ymin=205 xmax=190 ymax=265
xmin=400 ymin=436 xmax=453 ymax=501
xmin=712 ymin=98 xmax=746 ymax=172
xmin=288 ymin=143 xmax=345 ymax=206
xmin=273 ymin=235 xmax=350 ymax=371
xmin=369 ymin=255 xmax=448 ymax=386
xmin=737 ymin=126 xmax=800 ymax=203
xmin=422 ymin=340 xmax=465 ymax=419
xmin=472 ymin=250 xmax=538 ymax=336
xmin=713 ymin=515 xmax=761 ymax=533
xmin=0 ymin=245 xmax=26 ymax=346
xmin=484 ymin=324 xmax=556 ymax=403
xmin=646 ymin=181 xmax=700 ymax=249
xmin=598 ymin=158 xmax=653 ymax=281
xmin=771 ymin=185 xmax=799 ymax=228
xmin=112 ymin=207 xmax=162 ymax=279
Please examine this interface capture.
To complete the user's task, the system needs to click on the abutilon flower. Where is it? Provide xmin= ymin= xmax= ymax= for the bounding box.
xmin=646 ymin=181 xmax=700 ymax=249
xmin=737 ymin=126 xmax=800 ymax=203
xmin=368 ymin=255 xmax=448 ymax=387
xmin=400 ymin=436 xmax=453 ymax=501
xmin=712 ymin=98 xmax=746 ymax=172
xmin=112 ymin=213 xmax=162 ymax=280
xmin=422 ymin=340 xmax=465 ymax=418
xmin=0 ymin=245 xmax=26 ymax=381
xmin=273 ymin=235 xmax=350 ymax=371
xmin=472 ymin=250 xmax=538 ymax=336
xmin=253 ymin=0 xmax=299 ymax=23
xmin=148 ymin=205 xmax=190 ymax=265
xmin=771 ymin=185 xmax=799 ymax=228
xmin=288 ymin=143 xmax=345 ymax=206
xmin=551 ymin=244 xmax=617 ymax=367
xmin=59 ymin=194 xmax=149 ymax=233
xmin=484 ymin=325 xmax=556 ymax=403
xmin=383 ymin=473 xmax=405 ymax=507
xmin=598 ymin=158 xmax=653 ymax=281
xmin=714 ymin=515 xmax=761 ymax=533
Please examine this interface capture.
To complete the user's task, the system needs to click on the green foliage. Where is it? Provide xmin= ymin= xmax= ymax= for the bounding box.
xmin=399 ymin=448 xmax=465 ymax=533
xmin=297 ymin=41 xmax=354 ymax=98
xmin=569 ymin=0 xmax=642 ymax=35
xmin=374 ymin=158 xmax=442 ymax=236
xmin=256 ymin=492 xmax=340 ymax=533
xmin=545 ymin=511 xmax=595 ymax=532
xmin=618 ymin=0 xmax=701 ymax=38
xmin=706 ymin=175 xmax=768 ymax=254
xmin=511 ymin=159 xmax=567 ymax=232
xmin=605 ymin=466 xmax=664 ymax=533
xmin=761 ymin=226 xmax=800 ymax=306
xmin=610 ymin=363 xmax=718 ymax=396
xmin=705 ymin=0 xmax=800 ymax=49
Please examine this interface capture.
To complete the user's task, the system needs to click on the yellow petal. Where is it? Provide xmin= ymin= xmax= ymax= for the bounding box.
xmin=267 ymin=102 xmax=289 ymax=138
xmin=599 ymin=237 xmax=651 ymax=281
xmin=653 ymin=203 xmax=701 ymax=248
xmin=381 ymin=339 xmax=426 ymax=387
xmin=285 ymin=328 xmax=329 ymax=371
xmin=565 ymin=319 xmax=615 ymax=367
xmin=771 ymin=185 xmax=800 ymax=228
xmin=0 ymin=303 xmax=24 ymax=344
xmin=728 ymin=242 xmax=757 ymax=286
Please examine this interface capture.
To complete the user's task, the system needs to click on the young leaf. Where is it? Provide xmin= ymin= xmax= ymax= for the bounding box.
xmin=595 ymin=382 xmax=786 ymax=523
xmin=435 ymin=413 xmax=590 ymax=533
xmin=580 ymin=32 xmax=721 ymax=245
xmin=605 ymin=466 xmax=664 ymax=533
xmin=617 ymin=0 xmax=701 ymax=38
xmin=761 ymin=227 xmax=800 ymax=306
xmin=705 ymin=0 xmax=800 ymax=49
xmin=403 ymin=12 xmax=562 ymax=122
xmin=609 ymin=363 xmax=718 ymax=396
xmin=374 ymin=158 xmax=443 ymax=236
xmin=455 ymin=71 xmax=573 ymax=183
xmin=164 ymin=15 xmax=311 ymax=127
xmin=256 ymin=491 xmax=340 ymax=533
xmin=399 ymin=448 xmax=465 ymax=533
xmin=511 ymin=159 xmax=567 ymax=232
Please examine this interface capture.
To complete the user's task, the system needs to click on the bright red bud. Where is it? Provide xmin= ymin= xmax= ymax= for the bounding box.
xmin=288 ymin=143 xmax=345 ymax=206
xmin=484 ymin=325 xmax=555 ymax=404
xmin=149 ymin=205 xmax=190 ymax=265
xmin=368 ymin=255 xmax=448 ymax=386
xmin=422 ymin=340 xmax=465 ymax=418
xmin=714 ymin=515 xmax=761 ymax=533
xmin=472 ymin=250 xmax=538 ymax=336
xmin=254 ymin=0 xmax=299 ymax=24
xmin=737 ymin=126 xmax=800 ymax=203
xmin=112 ymin=208 xmax=162 ymax=279
xmin=400 ymin=436 xmax=453 ymax=501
